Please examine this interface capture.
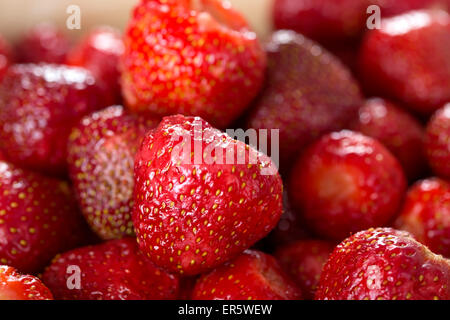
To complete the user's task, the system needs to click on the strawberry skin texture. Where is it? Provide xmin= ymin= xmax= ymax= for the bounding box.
xmin=426 ymin=103 xmax=450 ymax=179
xmin=290 ymin=130 xmax=407 ymax=241
xmin=359 ymin=10 xmax=450 ymax=115
xmin=247 ymin=30 xmax=362 ymax=165
xmin=68 ymin=105 xmax=159 ymax=240
xmin=133 ymin=115 xmax=283 ymax=275
xmin=66 ymin=26 xmax=124 ymax=101
xmin=0 ymin=265 xmax=53 ymax=300
xmin=121 ymin=0 xmax=266 ymax=128
xmin=0 ymin=64 xmax=115 ymax=176
xmin=16 ymin=23 xmax=71 ymax=64
xmin=395 ymin=178 xmax=450 ymax=257
xmin=192 ymin=250 xmax=302 ymax=300
xmin=0 ymin=161 xmax=91 ymax=274
xmin=275 ymin=240 xmax=335 ymax=299
xmin=316 ymin=228 xmax=450 ymax=300
xmin=42 ymin=238 xmax=180 ymax=300
xmin=350 ymin=98 xmax=427 ymax=180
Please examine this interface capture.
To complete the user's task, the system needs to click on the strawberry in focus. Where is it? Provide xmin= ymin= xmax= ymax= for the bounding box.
xmin=121 ymin=0 xmax=266 ymax=128
xmin=16 ymin=23 xmax=71 ymax=64
xmin=290 ymin=130 xmax=407 ymax=240
xmin=42 ymin=238 xmax=180 ymax=300
xmin=0 ymin=64 xmax=115 ymax=176
xmin=68 ymin=106 xmax=159 ymax=240
xmin=247 ymin=30 xmax=362 ymax=165
xmin=316 ymin=228 xmax=450 ymax=300
xmin=133 ymin=115 xmax=283 ymax=275
xmin=0 ymin=161 xmax=92 ymax=274
xmin=359 ymin=10 xmax=450 ymax=115
xmin=395 ymin=178 xmax=450 ymax=257
xmin=425 ymin=103 xmax=450 ymax=180
xmin=275 ymin=240 xmax=335 ymax=299
xmin=191 ymin=250 xmax=302 ymax=300
xmin=350 ymin=98 xmax=427 ymax=180
xmin=0 ymin=265 xmax=53 ymax=300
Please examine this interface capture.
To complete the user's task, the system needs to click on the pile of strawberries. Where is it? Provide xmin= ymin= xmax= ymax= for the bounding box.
xmin=0 ymin=0 xmax=449 ymax=300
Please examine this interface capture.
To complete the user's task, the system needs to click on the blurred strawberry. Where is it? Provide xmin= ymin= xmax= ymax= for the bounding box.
xmin=0 ymin=35 xmax=12 ymax=80
xmin=68 ymin=106 xmax=159 ymax=240
xmin=0 ymin=64 xmax=115 ymax=176
xmin=121 ymin=0 xmax=266 ymax=128
xmin=16 ymin=23 xmax=70 ymax=64
xmin=0 ymin=265 xmax=53 ymax=300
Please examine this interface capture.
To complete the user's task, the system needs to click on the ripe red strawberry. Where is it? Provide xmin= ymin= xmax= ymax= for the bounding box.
xmin=66 ymin=26 xmax=124 ymax=101
xmin=0 ymin=35 xmax=12 ymax=80
xmin=0 ymin=160 xmax=92 ymax=274
xmin=425 ymin=103 xmax=450 ymax=179
xmin=247 ymin=30 xmax=362 ymax=165
xmin=67 ymin=106 xmax=159 ymax=240
xmin=359 ymin=10 xmax=450 ymax=115
xmin=275 ymin=240 xmax=335 ymax=299
xmin=0 ymin=64 xmax=115 ymax=176
xmin=395 ymin=178 xmax=450 ymax=257
xmin=274 ymin=0 xmax=445 ymax=45
xmin=191 ymin=250 xmax=302 ymax=300
xmin=0 ymin=265 xmax=53 ymax=300
xmin=316 ymin=228 xmax=450 ymax=300
xmin=350 ymin=98 xmax=427 ymax=180
xmin=42 ymin=237 xmax=180 ymax=300
xmin=290 ymin=130 xmax=407 ymax=241
xmin=133 ymin=115 xmax=283 ymax=275
xmin=16 ymin=23 xmax=71 ymax=64
xmin=121 ymin=0 xmax=266 ymax=128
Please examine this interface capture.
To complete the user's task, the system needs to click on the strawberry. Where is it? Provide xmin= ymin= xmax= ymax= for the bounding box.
xmin=0 ymin=160 xmax=92 ymax=274
xmin=273 ymin=0 xmax=445 ymax=45
xmin=133 ymin=115 xmax=283 ymax=275
xmin=247 ymin=30 xmax=362 ymax=165
xmin=350 ymin=98 xmax=427 ymax=180
xmin=16 ymin=23 xmax=71 ymax=64
xmin=67 ymin=106 xmax=159 ymax=240
xmin=0 ymin=64 xmax=115 ymax=176
xmin=0 ymin=265 xmax=53 ymax=300
xmin=0 ymin=35 xmax=12 ymax=80
xmin=316 ymin=228 xmax=450 ymax=300
xmin=395 ymin=178 xmax=450 ymax=257
xmin=425 ymin=103 xmax=450 ymax=179
xmin=359 ymin=10 xmax=450 ymax=115
xmin=42 ymin=237 xmax=180 ymax=300
xmin=191 ymin=250 xmax=302 ymax=300
xmin=289 ymin=130 xmax=407 ymax=241
xmin=121 ymin=0 xmax=266 ymax=128
xmin=66 ymin=26 xmax=124 ymax=101
xmin=275 ymin=240 xmax=335 ymax=299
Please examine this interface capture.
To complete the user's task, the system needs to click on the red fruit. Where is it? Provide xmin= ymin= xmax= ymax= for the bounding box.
xmin=68 ymin=106 xmax=159 ymax=240
xmin=395 ymin=178 xmax=450 ymax=257
xmin=0 ymin=265 xmax=53 ymax=300
xmin=316 ymin=228 xmax=450 ymax=300
xmin=425 ymin=103 xmax=450 ymax=179
xmin=0 ymin=64 xmax=115 ymax=176
xmin=42 ymin=238 xmax=180 ymax=300
xmin=121 ymin=0 xmax=266 ymax=128
xmin=274 ymin=0 xmax=444 ymax=44
xmin=359 ymin=10 xmax=450 ymax=115
xmin=191 ymin=250 xmax=302 ymax=300
xmin=247 ymin=30 xmax=362 ymax=165
xmin=0 ymin=35 xmax=12 ymax=80
xmin=66 ymin=26 xmax=124 ymax=101
xmin=133 ymin=115 xmax=283 ymax=275
xmin=275 ymin=240 xmax=335 ymax=299
xmin=350 ymin=98 xmax=427 ymax=180
xmin=0 ymin=161 xmax=91 ymax=274
xmin=16 ymin=23 xmax=70 ymax=64
xmin=290 ymin=130 xmax=407 ymax=240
